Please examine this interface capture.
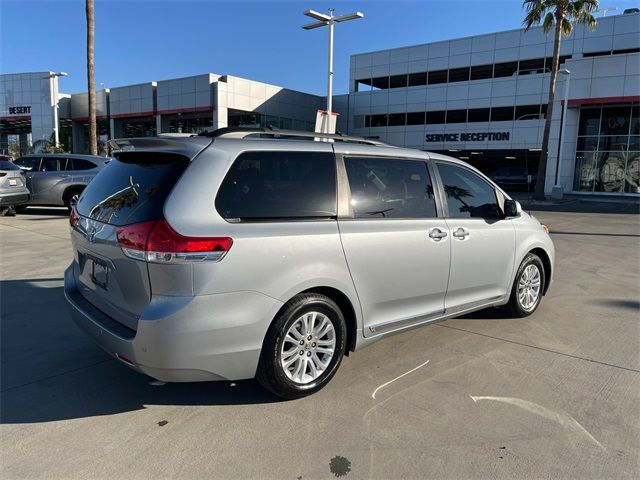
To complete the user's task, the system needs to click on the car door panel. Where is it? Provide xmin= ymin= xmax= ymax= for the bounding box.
xmin=435 ymin=162 xmax=516 ymax=313
xmin=336 ymin=154 xmax=450 ymax=337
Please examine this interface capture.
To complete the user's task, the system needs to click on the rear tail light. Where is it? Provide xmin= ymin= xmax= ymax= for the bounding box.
xmin=0 ymin=173 xmax=6 ymax=177
xmin=116 ymin=219 xmax=232 ymax=263
xmin=69 ymin=206 xmax=80 ymax=228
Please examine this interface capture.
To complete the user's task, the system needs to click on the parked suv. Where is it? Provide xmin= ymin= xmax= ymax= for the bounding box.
xmin=64 ymin=129 xmax=554 ymax=399
xmin=14 ymin=153 xmax=111 ymax=209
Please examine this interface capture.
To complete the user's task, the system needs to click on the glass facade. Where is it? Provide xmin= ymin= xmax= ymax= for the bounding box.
xmin=573 ymin=104 xmax=640 ymax=194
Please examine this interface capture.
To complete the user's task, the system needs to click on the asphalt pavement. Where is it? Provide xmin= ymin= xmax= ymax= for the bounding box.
xmin=1 ymin=206 xmax=638 ymax=479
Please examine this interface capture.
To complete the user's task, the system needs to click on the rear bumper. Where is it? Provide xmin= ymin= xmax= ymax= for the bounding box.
xmin=64 ymin=266 xmax=283 ymax=382
xmin=0 ymin=192 xmax=29 ymax=206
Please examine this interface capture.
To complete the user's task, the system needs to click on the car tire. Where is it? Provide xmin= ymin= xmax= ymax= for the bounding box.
xmin=64 ymin=188 xmax=84 ymax=210
xmin=256 ymin=293 xmax=346 ymax=400
xmin=504 ymin=253 xmax=545 ymax=318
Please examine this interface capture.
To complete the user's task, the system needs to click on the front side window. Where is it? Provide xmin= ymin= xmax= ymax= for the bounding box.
xmin=215 ymin=151 xmax=336 ymax=220
xmin=437 ymin=163 xmax=502 ymax=219
xmin=344 ymin=157 xmax=436 ymax=219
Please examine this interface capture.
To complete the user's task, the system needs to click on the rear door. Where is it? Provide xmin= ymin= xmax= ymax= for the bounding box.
xmin=72 ymin=151 xmax=192 ymax=330
xmin=433 ymin=161 xmax=516 ymax=313
xmin=31 ymin=156 xmax=67 ymax=203
xmin=337 ymin=153 xmax=450 ymax=336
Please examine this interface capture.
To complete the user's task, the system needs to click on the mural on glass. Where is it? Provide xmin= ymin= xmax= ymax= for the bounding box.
xmin=574 ymin=105 xmax=640 ymax=193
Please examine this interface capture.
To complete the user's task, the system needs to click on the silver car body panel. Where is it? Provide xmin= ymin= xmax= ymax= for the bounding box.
xmin=65 ymin=135 xmax=555 ymax=382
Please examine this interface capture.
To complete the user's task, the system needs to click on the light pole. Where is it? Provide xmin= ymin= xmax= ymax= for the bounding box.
xmin=43 ymin=72 xmax=68 ymax=148
xmin=303 ymin=8 xmax=363 ymax=132
xmin=553 ymin=69 xmax=571 ymax=198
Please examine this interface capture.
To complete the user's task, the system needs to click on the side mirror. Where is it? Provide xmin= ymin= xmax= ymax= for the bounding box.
xmin=503 ymin=199 xmax=521 ymax=218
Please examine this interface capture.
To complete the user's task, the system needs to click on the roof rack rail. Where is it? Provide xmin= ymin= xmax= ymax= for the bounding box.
xmin=198 ymin=126 xmax=388 ymax=146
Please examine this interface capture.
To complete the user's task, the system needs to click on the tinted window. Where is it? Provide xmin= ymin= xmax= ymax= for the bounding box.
xmin=370 ymin=114 xmax=388 ymax=127
xmin=491 ymin=106 xmax=514 ymax=122
xmin=215 ymin=151 xmax=336 ymax=220
xmin=428 ymin=70 xmax=448 ymax=85
xmin=494 ymin=61 xmax=518 ymax=78
xmin=345 ymin=157 xmax=436 ymax=219
xmin=468 ymin=108 xmax=490 ymax=122
xmin=76 ymin=152 xmax=189 ymax=226
xmin=408 ymin=72 xmax=427 ymax=87
xmin=425 ymin=110 xmax=446 ymax=124
xmin=470 ymin=64 xmax=493 ymax=80
xmin=446 ymin=109 xmax=467 ymax=124
xmin=71 ymin=158 xmax=98 ymax=170
xmin=437 ymin=163 xmax=501 ymax=219
xmin=0 ymin=160 xmax=20 ymax=171
xmin=388 ymin=113 xmax=406 ymax=126
xmin=407 ymin=111 xmax=426 ymax=125
xmin=389 ymin=75 xmax=408 ymax=88
xmin=448 ymin=67 xmax=470 ymax=82
xmin=14 ymin=157 xmax=39 ymax=171
xmin=40 ymin=157 xmax=60 ymax=172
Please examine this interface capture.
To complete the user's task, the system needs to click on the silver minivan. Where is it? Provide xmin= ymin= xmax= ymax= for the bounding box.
xmin=14 ymin=153 xmax=111 ymax=209
xmin=64 ymin=129 xmax=554 ymax=399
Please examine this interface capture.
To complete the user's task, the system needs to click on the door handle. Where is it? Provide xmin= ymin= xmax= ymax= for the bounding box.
xmin=452 ymin=227 xmax=470 ymax=239
xmin=428 ymin=228 xmax=448 ymax=241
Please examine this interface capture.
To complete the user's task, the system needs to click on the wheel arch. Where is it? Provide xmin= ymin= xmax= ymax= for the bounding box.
xmin=529 ymin=247 xmax=552 ymax=295
xmin=62 ymin=184 xmax=85 ymax=205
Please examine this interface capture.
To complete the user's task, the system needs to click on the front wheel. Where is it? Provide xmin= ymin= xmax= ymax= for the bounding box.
xmin=505 ymin=253 xmax=545 ymax=317
xmin=256 ymin=293 xmax=346 ymax=399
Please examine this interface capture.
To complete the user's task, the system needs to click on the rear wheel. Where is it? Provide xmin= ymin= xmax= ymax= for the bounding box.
xmin=505 ymin=253 xmax=545 ymax=317
xmin=64 ymin=188 xmax=84 ymax=210
xmin=256 ymin=293 xmax=346 ymax=399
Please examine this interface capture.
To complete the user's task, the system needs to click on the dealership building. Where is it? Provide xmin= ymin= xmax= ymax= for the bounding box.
xmin=1 ymin=11 xmax=638 ymax=196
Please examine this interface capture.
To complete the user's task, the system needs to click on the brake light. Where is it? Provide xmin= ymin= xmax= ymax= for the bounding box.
xmin=0 ymin=173 xmax=6 ymax=177
xmin=116 ymin=219 xmax=232 ymax=263
xmin=69 ymin=207 xmax=80 ymax=228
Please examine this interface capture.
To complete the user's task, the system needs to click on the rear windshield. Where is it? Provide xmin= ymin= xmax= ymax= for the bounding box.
xmin=0 ymin=160 xmax=20 ymax=171
xmin=76 ymin=152 xmax=188 ymax=226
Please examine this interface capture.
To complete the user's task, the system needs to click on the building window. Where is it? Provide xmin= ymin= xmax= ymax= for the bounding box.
xmin=518 ymin=58 xmax=546 ymax=74
xmin=470 ymin=64 xmax=493 ymax=81
xmin=371 ymin=77 xmax=389 ymax=90
xmin=408 ymin=72 xmax=427 ymax=87
xmin=493 ymin=61 xmax=518 ymax=78
xmin=427 ymin=70 xmax=448 ymax=85
xmin=446 ymin=109 xmax=467 ymax=124
xmin=573 ymin=104 xmax=640 ymax=194
xmin=448 ymin=67 xmax=470 ymax=82
xmin=370 ymin=114 xmax=388 ymax=127
xmin=490 ymin=106 xmax=514 ymax=122
xmin=515 ymin=105 xmax=543 ymax=120
xmin=389 ymin=75 xmax=408 ymax=89
xmin=406 ymin=111 xmax=426 ymax=125
xmin=467 ymin=108 xmax=491 ymax=122
xmin=425 ymin=110 xmax=446 ymax=124
xmin=388 ymin=113 xmax=407 ymax=126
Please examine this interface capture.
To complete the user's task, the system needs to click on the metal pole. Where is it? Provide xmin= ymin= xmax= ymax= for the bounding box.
xmin=554 ymin=72 xmax=571 ymax=187
xmin=327 ymin=9 xmax=335 ymax=121
xmin=53 ymin=75 xmax=60 ymax=148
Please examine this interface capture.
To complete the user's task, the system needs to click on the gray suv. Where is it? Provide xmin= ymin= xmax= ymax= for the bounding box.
xmin=64 ymin=129 xmax=554 ymax=399
xmin=14 ymin=153 xmax=111 ymax=209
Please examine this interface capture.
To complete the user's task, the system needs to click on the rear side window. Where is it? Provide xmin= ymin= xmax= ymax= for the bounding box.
xmin=437 ymin=163 xmax=501 ymax=219
xmin=344 ymin=157 xmax=437 ymax=219
xmin=40 ymin=157 xmax=60 ymax=172
xmin=71 ymin=158 xmax=97 ymax=170
xmin=76 ymin=152 xmax=189 ymax=226
xmin=215 ymin=151 xmax=337 ymax=220
xmin=14 ymin=157 xmax=39 ymax=171
xmin=0 ymin=160 xmax=20 ymax=170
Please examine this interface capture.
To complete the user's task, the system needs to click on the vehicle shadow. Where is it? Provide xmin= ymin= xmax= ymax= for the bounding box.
xmin=454 ymin=307 xmax=513 ymax=320
xmin=0 ymin=278 xmax=280 ymax=425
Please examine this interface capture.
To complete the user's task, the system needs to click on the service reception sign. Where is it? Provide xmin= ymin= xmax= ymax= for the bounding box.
xmin=425 ymin=131 xmax=510 ymax=142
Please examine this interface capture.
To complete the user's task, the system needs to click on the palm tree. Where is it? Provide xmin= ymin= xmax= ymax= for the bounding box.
xmin=522 ymin=0 xmax=597 ymax=199
xmin=86 ymin=0 xmax=97 ymax=155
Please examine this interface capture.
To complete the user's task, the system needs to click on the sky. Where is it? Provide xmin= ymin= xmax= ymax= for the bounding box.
xmin=1 ymin=0 xmax=637 ymax=95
